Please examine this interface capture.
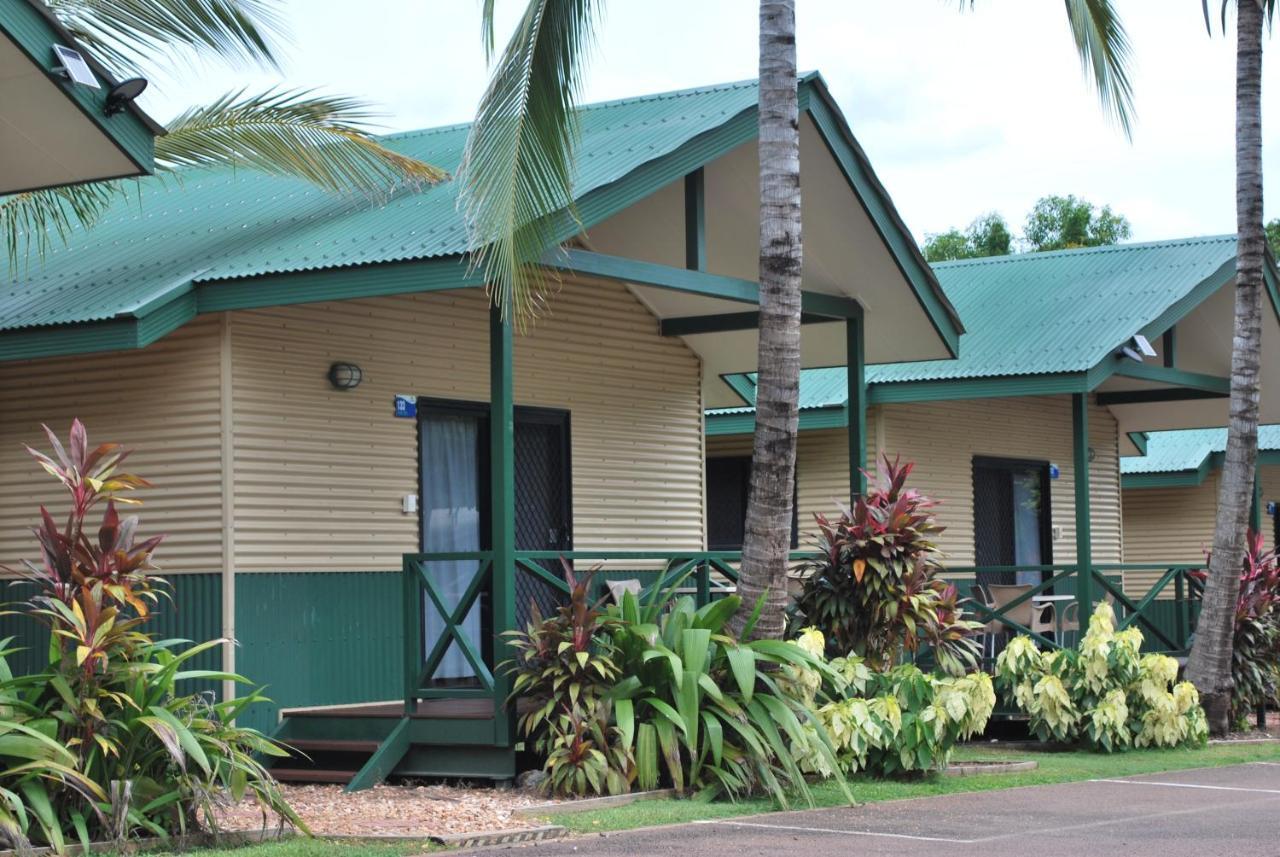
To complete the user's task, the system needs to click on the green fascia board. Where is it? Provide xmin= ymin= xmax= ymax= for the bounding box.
xmin=706 ymin=405 xmax=848 ymax=436
xmin=1136 ymin=257 xmax=1240 ymax=347
xmin=866 ymin=372 xmax=1090 ymax=405
xmin=547 ymin=248 xmax=861 ymax=318
xmin=1095 ymin=387 xmax=1226 ymax=406
xmin=721 ymin=373 xmax=757 ymax=406
xmin=1128 ymin=432 xmax=1149 ymax=455
xmin=0 ymin=0 xmax=157 ymax=183
xmin=1105 ymin=362 xmax=1230 ymax=394
xmin=1123 ymin=448 xmax=1280 ymax=487
xmin=0 ymin=301 xmax=186 ymax=362
xmin=196 ymin=256 xmax=484 ymax=313
xmin=802 ymin=75 xmax=962 ymax=356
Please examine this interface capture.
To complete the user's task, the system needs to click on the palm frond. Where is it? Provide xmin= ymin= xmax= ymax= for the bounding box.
xmin=958 ymin=1 xmax=1134 ymax=139
xmin=1201 ymin=1 xmax=1277 ymax=35
xmin=43 ymin=0 xmax=285 ymax=77
xmin=1 ymin=183 xmax=122 ymax=277
xmin=156 ymin=88 xmax=446 ymax=198
xmin=459 ymin=0 xmax=604 ymax=323
xmin=1062 ymin=0 xmax=1135 ymax=139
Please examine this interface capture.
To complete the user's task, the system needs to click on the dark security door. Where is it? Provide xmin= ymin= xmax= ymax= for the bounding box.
xmin=418 ymin=400 xmax=572 ymax=684
xmin=513 ymin=409 xmax=573 ymax=628
xmin=973 ymin=456 xmax=1052 ymax=586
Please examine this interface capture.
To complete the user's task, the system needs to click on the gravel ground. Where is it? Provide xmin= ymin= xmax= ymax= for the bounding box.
xmin=213 ymin=783 xmax=555 ymax=837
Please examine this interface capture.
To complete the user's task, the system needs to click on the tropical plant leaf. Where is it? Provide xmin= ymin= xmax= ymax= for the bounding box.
xmin=158 ymin=88 xmax=446 ymax=198
xmin=45 ymin=0 xmax=286 ymax=78
xmin=460 ymin=0 xmax=605 ymax=323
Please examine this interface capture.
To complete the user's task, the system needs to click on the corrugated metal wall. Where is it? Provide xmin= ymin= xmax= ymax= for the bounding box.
xmin=0 ymin=317 xmax=225 ymax=573
xmin=228 ymin=277 xmax=705 ymax=572
xmin=707 ymin=395 xmax=1124 ymax=568
xmin=1122 ymin=463 xmax=1279 ymax=598
xmin=234 ymin=571 xmax=402 ymax=732
xmin=0 ymin=573 xmax=221 ymax=689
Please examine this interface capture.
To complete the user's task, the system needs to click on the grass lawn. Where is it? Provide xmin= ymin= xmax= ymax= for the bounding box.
xmin=549 ymin=740 xmax=1280 ymax=834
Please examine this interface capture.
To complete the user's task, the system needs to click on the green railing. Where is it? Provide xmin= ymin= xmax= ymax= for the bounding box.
xmin=403 ymin=551 xmax=1205 ymax=723
xmin=402 ymin=550 xmax=777 ymax=723
xmin=948 ymin=563 xmax=1203 ymax=658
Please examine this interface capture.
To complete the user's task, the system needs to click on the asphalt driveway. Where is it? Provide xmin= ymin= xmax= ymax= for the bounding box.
xmin=470 ymin=761 xmax=1280 ymax=857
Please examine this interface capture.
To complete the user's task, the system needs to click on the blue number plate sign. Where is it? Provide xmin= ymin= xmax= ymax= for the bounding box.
xmin=394 ymin=394 xmax=417 ymax=418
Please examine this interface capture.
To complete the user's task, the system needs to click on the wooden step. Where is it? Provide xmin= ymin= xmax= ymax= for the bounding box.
xmin=285 ymin=739 xmax=380 ymax=754
xmin=272 ymin=768 xmax=356 ymax=784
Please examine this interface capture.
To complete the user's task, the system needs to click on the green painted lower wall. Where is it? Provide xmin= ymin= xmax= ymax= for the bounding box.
xmin=0 ymin=573 xmax=222 ymax=687
xmin=234 ymin=572 xmax=402 ymax=733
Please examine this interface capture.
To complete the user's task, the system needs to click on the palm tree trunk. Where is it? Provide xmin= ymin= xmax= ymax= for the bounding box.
xmin=730 ymin=0 xmax=802 ymax=641
xmin=1186 ymin=0 xmax=1265 ymax=735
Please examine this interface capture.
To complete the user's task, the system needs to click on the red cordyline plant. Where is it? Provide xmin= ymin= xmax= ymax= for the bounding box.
xmin=12 ymin=421 xmax=165 ymax=667
xmin=795 ymin=455 xmax=981 ymax=674
xmin=1194 ymin=531 xmax=1280 ymax=721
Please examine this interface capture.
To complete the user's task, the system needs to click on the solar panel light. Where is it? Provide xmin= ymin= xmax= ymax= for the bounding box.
xmin=51 ymin=45 xmax=99 ymax=88
xmin=1119 ymin=334 xmax=1157 ymax=363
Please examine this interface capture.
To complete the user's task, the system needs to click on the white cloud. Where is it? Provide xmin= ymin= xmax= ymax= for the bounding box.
xmin=135 ymin=0 xmax=1279 ymax=243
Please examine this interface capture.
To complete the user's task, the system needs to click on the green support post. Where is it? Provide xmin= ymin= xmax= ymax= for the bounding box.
xmin=684 ymin=168 xmax=706 ymax=272
xmin=490 ymin=300 xmax=516 ymax=745
xmin=847 ymin=314 xmax=867 ymax=497
xmin=1072 ymin=393 xmax=1094 ymax=619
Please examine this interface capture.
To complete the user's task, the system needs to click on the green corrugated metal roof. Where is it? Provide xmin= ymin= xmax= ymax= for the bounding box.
xmin=1121 ymin=426 xmax=1280 ymax=475
xmin=710 ymin=236 xmax=1240 ymax=416
xmin=2 ymin=71 xmax=962 ymax=357
xmin=0 ymin=77 xmax=771 ymax=331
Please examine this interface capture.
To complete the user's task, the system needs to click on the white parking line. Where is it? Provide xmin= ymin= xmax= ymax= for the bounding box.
xmin=693 ymin=819 xmax=974 ymax=843
xmin=1091 ymin=778 xmax=1280 ymax=795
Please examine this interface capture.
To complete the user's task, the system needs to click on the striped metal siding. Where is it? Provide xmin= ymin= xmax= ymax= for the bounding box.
xmin=234 ymin=571 xmax=402 ymax=733
xmin=228 ymin=277 xmax=705 ymax=572
xmin=1122 ymin=475 xmax=1218 ymax=583
xmin=0 ymin=573 xmax=221 ymax=688
xmin=0 ymin=317 xmax=224 ymax=573
xmin=709 ymin=396 xmax=1123 ymax=568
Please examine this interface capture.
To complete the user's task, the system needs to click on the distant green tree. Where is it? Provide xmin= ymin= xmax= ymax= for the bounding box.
xmin=922 ymin=212 xmax=1012 ymax=262
xmin=1265 ymin=218 xmax=1280 ymax=258
xmin=1023 ymin=194 xmax=1132 ymax=251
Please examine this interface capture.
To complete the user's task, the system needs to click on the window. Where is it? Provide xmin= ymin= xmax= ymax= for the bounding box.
xmin=707 ymin=455 xmax=798 ymax=551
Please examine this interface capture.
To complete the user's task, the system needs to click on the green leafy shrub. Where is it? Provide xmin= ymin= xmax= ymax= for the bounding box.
xmin=1193 ymin=531 xmax=1280 ymax=724
xmin=507 ymin=568 xmax=852 ymax=806
xmin=794 ymin=456 xmax=981 ymax=674
xmin=0 ymin=422 xmax=301 ymax=852
xmin=996 ymin=602 xmax=1207 ymax=751
xmin=504 ymin=563 xmax=632 ymax=797
xmin=603 ymin=587 xmax=850 ymax=806
xmin=785 ymin=629 xmax=994 ymax=777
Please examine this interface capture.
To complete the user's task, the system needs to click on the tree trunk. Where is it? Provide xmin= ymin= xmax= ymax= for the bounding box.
xmin=730 ymin=0 xmax=802 ymax=641
xmin=1186 ymin=0 xmax=1265 ymax=736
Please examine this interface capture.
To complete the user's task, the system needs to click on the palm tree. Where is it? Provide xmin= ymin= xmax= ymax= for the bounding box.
xmin=462 ymin=0 xmax=1135 ymax=640
xmin=1186 ymin=0 xmax=1274 ymax=736
xmin=5 ymin=0 xmax=443 ymax=268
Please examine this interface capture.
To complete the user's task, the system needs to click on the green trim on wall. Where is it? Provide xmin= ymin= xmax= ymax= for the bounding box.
xmin=1128 ymin=432 xmax=1149 ymax=455
xmin=1104 ymin=362 xmax=1230 ymax=394
xmin=0 ymin=0 xmax=156 ymax=183
xmin=706 ymin=405 xmax=849 ymax=436
xmin=867 ymin=372 xmax=1090 ymax=404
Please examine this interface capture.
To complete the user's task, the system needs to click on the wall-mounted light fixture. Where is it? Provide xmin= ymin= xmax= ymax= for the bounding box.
xmin=327 ymin=362 xmax=363 ymax=390
xmin=105 ymin=77 xmax=148 ymax=116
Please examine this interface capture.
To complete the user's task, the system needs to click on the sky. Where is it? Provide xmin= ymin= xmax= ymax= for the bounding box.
xmin=134 ymin=1 xmax=1280 ymax=245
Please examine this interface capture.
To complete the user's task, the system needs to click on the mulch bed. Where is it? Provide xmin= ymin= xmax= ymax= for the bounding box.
xmin=213 ymin=783 xmax=558 ymax=838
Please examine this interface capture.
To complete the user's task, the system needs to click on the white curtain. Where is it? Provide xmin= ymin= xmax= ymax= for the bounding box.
xmin=1012 ymin=470 xmax=1043 ymax=586
xmin=420 ymin=414 xmax=481 ymax=680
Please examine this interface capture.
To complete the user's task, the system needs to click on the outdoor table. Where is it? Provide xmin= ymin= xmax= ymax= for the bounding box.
xmin=1032 ymin=593 xmax=1075 ymax=639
